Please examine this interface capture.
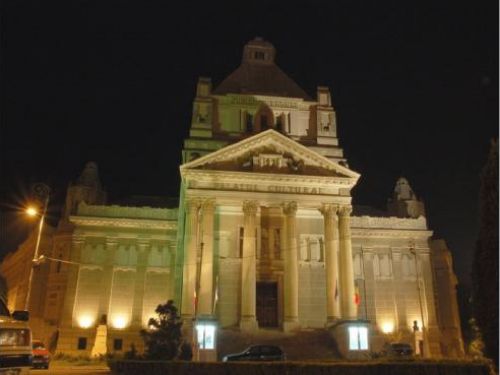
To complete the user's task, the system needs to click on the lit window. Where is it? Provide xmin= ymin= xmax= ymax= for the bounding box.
xmin=196 ymin=324 xmax=215 ymax=349
xmin=348 ymin=326 xmax=369 ymax=351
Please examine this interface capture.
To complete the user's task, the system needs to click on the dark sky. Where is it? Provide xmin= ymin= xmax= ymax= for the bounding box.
xmin=0 ymin=1 xmax=497 ymax=286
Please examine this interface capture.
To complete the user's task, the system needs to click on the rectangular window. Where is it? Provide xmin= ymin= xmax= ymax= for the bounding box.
xmin=261 ymin=115 xmax=268 ymax=129
xmin=276 ymin=116 xmax=282 ymax=131
xmin=348 ymin=326 xmax=369 ymax=351
xmin=246 ymin=114 xmax=253 ymax=132
xmin=77 ymin=337 xmax=87 ymax=350
xmin=254 ymin=51 xmax=265 ymax=60
xmin=239 ymin=227 xmax=244 ymax=258
xmin=113 ymin=338 xmax=123 ymax=351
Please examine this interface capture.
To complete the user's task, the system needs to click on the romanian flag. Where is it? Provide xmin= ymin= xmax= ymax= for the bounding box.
xmin=354 ymin=284 xmax=361 ymax=306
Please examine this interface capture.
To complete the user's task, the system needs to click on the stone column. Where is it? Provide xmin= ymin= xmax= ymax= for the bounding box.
xmin=338 ymin=206 xmax=356 ymax=319
xmin=320 ymin=203 xmax=340 ymax=323
xmin=132 ymin=241 xmax=149 ymax=327
xmin=181 ymin=198 xmax=200 ymax=319
xmin=283 ymin=202 xmax=300 ymax=331
xmin=198 ymin=199 xmax=215 ymax=317
xmin=99 ymin=239 xmax=117 ymax=324
xmin=240 ymin=200 xmax=258 ymax=331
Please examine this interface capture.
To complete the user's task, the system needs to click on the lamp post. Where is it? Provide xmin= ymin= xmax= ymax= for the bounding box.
xmin=409 ymin=244 xmax=426 ymax=357
xmin=24 ymin=183 xmax=50 ymax=311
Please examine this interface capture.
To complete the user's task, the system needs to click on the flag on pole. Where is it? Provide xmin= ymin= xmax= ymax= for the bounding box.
xmin=212 ymin=275 xmax=219 ymax=315
xmin=354 ymin=284 xmax=361 ymax=306
xmin=193 ymin=289 xmax=197 ymax=314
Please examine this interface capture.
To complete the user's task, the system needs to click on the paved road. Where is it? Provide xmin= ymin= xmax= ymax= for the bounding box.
xmin=31 ymin=366 xmax=110 ymax=375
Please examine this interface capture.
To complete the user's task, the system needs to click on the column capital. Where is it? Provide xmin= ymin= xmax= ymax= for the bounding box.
xmin=202 ymin=198 xmax=216 ymax=212
xmin=242 ymin=200 xmax=258 ymax=215
xmin=283 ymin=201 xmax=298 ymax=216
xmin=338 ymin=205 xmax=353 ymax=217
xmin=319 ymin=203 xmax=339 ymax=218
xmin=185 ymin=198 xmax=201 ymax=212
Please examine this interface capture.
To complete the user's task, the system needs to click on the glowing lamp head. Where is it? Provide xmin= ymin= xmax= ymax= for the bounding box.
xmin=112 ymin=315 xmax=128 ymax=329
xmin=381 ymin=321 xmax=394 ymax=334
xmin=78 ymin=315 xmax=94 ymax=329
xmin=26 ymin=207 xmax=38 ymax=217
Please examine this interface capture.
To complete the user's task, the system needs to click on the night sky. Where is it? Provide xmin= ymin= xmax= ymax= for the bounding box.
xmin=0 ymin=1 xmax=497 ymax=287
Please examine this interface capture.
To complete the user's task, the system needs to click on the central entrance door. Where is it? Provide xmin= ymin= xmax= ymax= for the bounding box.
xmin=256 ymin=282 xmax=278 ymax=327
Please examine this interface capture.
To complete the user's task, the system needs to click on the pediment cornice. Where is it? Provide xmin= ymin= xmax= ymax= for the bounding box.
xmin=180 ymin=129 xmax=360 ymax=181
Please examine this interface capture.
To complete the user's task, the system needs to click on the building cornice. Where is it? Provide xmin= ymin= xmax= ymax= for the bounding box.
xmin=69 ymin=216 xmax=177 ymax=230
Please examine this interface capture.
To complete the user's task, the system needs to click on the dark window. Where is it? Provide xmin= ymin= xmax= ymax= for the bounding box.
xmin=77 ymin=337 xmax=87 ymax=350
xmin=113 ymin=339 xmax=123 ymax=351
xmin=261 ymin=115 xmax=268 ymax=129
xmin=246 ymin=114 xmax=253 ymax=132
xmin=239 ymin=227 xmax=244 ymax=258
xmin=254 ymin=51 xmax=265 ymax=60
xmin=276 ymin=117 xmax=282 ymax=131
xmin=56 ymin=253 xmax=62 ymax=273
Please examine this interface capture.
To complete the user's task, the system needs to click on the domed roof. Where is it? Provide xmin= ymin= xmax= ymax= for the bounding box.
xmin=213 ymin=38 xmax=312 ymax=100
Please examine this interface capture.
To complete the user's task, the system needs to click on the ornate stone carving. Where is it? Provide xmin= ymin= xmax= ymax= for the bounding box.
xmin=283 ymin=201 xmax=298 ymax=216
xmin=338 ymin=205 xmax=353 ymax=217
xmin=201 ymin=198 xmax=216 ymax=212
xmin=319 ymin=203 xmax=338 ymax=218
xmin=242 ymin=200 xmax=258 ymax=215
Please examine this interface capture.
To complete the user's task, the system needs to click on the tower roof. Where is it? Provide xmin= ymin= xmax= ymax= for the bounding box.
xmin=213 ymin=38 xmax=312 ymax=100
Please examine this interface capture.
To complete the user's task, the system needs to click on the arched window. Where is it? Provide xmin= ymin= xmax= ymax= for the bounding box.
xmin=255 ymin=105 xmax=274 ymax=132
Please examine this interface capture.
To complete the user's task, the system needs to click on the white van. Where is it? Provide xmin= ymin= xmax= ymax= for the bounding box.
xmin=0 ymin=299 xmax=32 ymax=375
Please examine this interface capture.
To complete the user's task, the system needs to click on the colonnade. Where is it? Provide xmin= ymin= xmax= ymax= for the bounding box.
xmin=180 ymin=198 xmax=357 ymax=331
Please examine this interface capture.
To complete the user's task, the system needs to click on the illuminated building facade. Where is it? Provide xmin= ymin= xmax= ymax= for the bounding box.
xmin=0 ymin=38 xmax=464 ymax=358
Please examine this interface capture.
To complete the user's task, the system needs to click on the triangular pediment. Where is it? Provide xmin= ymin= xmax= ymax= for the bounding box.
xmin=180 ymin=130 xmax=360 ymax=180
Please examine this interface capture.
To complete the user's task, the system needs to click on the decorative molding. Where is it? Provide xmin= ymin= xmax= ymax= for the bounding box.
xmin=180 ymin=129 xmax=359 ymax=180
xmin=69 ymin=216 xmax=177 ymax=230
xmin=146 ymin=267 xmax=170 ymax=274
xmin=77 ymin=202 xmax=178 ymax=220
xmin=351 ymin=215 xmax=428 ymax=230
xmin=80 ymin=264 xmax=103 ymax=271
xmin=351 ymin=228 xmax=433 ymax=239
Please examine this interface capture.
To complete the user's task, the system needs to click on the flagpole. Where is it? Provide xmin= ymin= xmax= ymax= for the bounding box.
xmin=360 ymin=247 xmax=368 ymax=320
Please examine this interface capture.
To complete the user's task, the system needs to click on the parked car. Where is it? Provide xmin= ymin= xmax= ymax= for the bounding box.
xmin=32 ymin=339 xmax=50 ymax=369
xmin=0 ymin=299 xmax=32 ymax=375
xmin=381 ymin=342 xmax=414 ymax=358
xmin=222 ymin=345 xmax=286 ymax=362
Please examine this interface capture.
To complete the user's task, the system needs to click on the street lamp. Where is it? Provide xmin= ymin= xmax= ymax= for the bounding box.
xmin=409 ymin=244 xmax=426 ymax=357
xmin=24 ymin=183 xmax=50 ymax=311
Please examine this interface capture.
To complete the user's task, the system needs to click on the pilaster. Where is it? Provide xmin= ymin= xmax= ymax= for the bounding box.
xmin=198 ymin=199 xmax=215 ymax=316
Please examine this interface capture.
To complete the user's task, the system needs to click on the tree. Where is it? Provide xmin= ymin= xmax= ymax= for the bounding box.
xmin=472 ymin=139 xmax=498 ymax=366
xmin=0 ymin=275 xmax=7 ymax=305
xmin=140 ymin=300 xmax=188 ymax=360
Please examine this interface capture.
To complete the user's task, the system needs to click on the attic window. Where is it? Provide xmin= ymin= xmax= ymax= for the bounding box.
xmin=254 ymin=51 xmax=265 ymax=60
